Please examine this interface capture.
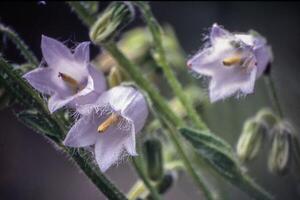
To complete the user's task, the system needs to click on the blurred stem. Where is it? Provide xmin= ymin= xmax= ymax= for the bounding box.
xmin=67 ymin=1 xmax=97 ymax=27
xmin=0 ymin=23 xmax=38 ymax=66
xmin=102 ymin=42 xmax=213 ymax=200
xmin=135 ymin=1 xmax=208 ymax=131
xmin=131 ymin=156 xmax=162 ymax=200
xmin=264 ymin=74 xmax=284 ymax=119
xmin=238 ymin=174 xmax=273 ymax=200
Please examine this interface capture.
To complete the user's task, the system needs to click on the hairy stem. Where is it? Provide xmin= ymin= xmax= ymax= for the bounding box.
xmin=136 ymin=1 xmax=208 ymax=131
xmin=131 ymin=157 xmax=162 ymax=200
xmin=264 ymin=75 xmax=284 ymax=118
xmin=67 ymin=1 xmax=97 ymax=27
xmin=0 ymin=23 xmax=38 ymax=66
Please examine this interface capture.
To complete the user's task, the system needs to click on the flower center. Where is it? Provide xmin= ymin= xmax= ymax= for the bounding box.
xmin=97 ymin=113 xmax=120 ymax=133
xmin=58 ymin=72 xmax=83 ymax=93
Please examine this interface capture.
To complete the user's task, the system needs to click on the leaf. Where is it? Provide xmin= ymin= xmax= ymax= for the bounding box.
xmin=179 ymin=127 xmax=242 ymax=181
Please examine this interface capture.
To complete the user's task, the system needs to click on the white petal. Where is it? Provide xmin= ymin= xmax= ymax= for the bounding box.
xmin=48 ymin=94 xmax=75 ymax=113
xmin=41 ymin=35 xmax=73 ymax=67
xmin=74 ymin=42 xmax=90 ymax=65
xmin=63 ymin=114 xmax=98 ymax=147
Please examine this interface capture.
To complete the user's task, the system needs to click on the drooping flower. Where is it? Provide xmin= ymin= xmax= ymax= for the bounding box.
xmin=23 ymin=35 xmax=106 ymax=113
xmin=187 ymin=23 xmax=273 ymax=102
xmin=63 ymin=85 xmax=149 ymax=172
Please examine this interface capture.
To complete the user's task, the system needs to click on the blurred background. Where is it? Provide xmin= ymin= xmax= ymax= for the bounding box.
xmin=0 ymin=1 xmax=300 ymax=200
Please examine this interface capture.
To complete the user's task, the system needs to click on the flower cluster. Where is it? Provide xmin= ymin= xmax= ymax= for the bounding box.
xmin=187 ymin=23 xmax=273 ymax=102
xmin=23 ymin=36 xmax=149 ymax=172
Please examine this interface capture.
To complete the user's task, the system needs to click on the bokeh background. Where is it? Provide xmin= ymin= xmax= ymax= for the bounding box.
xmin=1 ymin=1 xmax=300 ymax=200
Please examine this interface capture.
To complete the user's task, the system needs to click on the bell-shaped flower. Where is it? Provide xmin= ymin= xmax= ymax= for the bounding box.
xmin=187 ymin=23 xmax=272 ymax=102
xmin=63 ymin=85 xmax=149 ymax=172
xmin=23 ymin=35 xmax=106 ymax=113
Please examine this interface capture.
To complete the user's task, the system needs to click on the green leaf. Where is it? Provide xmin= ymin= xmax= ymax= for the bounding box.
xmin=179 ymin=127 xmax=241 ymax=181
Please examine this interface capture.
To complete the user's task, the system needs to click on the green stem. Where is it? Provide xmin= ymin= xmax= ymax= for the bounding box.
xmin=136 ymin=1 xmax=208 ymax=131
xmin=102 ymin=42 xmax=213 ymax=200
xmin=264 ymin=75 xmax=284 ymax=119
xmin=67 ymin=1 xmax=97 ymax=27
xmin=64 ymin=147 xmax=128 ymax=200
xmin=0 ymin=23 xmax=39 ymax=66
xmin=132 ymin=157 xmax=162 ymax=200
xmin=237 ymin=174 xmax=273 ymax=200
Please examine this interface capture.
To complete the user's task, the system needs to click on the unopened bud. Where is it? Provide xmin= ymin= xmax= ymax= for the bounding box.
xmin=89 ymin=2 xmax=135 ymax=44
xmin=236 ymin=118 xmax=267 ymax=162
xmin=268 ymin=121 xmax=292 ymax=175
xmin=256 ymin=108 xmax=278 ymax=129
xmin=143 ymin=137 xmax=164 ymax=181
xmin=108 ymin=66 xmax=124 ymax=87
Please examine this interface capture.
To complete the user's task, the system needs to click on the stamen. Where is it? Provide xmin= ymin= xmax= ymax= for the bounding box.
xmin=58 ymin=72 xmax=81 ymax=92
xmin=97 ymin=113 xmax=120 ymax=133
xmin=222 ymin=56 xmax=242 ymax=66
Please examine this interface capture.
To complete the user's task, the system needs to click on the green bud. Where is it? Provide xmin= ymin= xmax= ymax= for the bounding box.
xmin=89 ymin=2 xmax=135 ymax=44
xmin=143 ymin=137 xmax=164 ymax=181
xmin=268 ymin=121 xmax=292 ymax=175
xmin=236 ymin=118 xmax=267 ymax=162
xmin=108 ymin=66 xmax=123 ymax=87
xmin=256 ymin=108 xmax=278 ymax=129
xmin=156 ymin=171 xmax=177 ymax=194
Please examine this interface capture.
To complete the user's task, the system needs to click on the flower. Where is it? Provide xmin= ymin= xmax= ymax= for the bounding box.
xmin=23 ymin=35 xmax=106 ymax=113
xmin=63 ymin=85 xmax=149 ymax=172
xmin=187 ymin=23 xmax=273 ymax=102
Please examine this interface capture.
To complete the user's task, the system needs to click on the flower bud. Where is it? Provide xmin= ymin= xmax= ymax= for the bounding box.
xmin=108 ymin=66 xmax=124 ymax=87
xmin=156 ymin=170 xmax=177 ymax=194
xmin=236 ymin=118 xmax=267 ymax=162
xmin=89 ymin=2 xmax=135 ymax=44
xmin=256 ymin=108 xmax=278 ymax=130
xmin=268 ymin=121 xmax=292 ymax=175
xmin=143 ymin=137 xmax=164 ymax=181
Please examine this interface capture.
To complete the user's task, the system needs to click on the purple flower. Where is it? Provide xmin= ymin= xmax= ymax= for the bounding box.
xmin=23 ymin=35 xmax=106 ymax=113
xmin=63 ymin=85 xmax=149 ymax=172
xmin=187 ymin=23 xmax=272 ymax=102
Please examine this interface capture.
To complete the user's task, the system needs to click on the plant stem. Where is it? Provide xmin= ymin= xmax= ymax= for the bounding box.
xmin=135 ymin=1 xmax=208 ymax=131
xmin=237 ymin=174 xmax=273 ymax=200
xmin=0 ymin=23 xmax=39 ymax=66
xmin=131 ymin=157 xmax=162 ymax=200
xmin=102 ymin=42 xmax=213 ymax=200
xmin=67 ymin=1 xmax=97 ymax=27
xmin=64 ymin=147 xmax=128 ymax=200
xmin=264 ymin=75 xmax=284 ymax=119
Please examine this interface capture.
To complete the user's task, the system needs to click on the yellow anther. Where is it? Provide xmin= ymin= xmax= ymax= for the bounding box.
xmin=58 ymin=72 xmax=81 ymax=92
xmin=222 ymin=56 xmax=242 ymax=66
xmin=97 ymin=113 xmax=120 ymax=133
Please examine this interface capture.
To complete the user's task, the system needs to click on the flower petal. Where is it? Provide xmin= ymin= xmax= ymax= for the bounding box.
xmin=48 ymin=93 xmax=75 ymax=113
xmin=63 ymin=114 xmax=98 ymax=147
xmin=23 ymin=67 xmax=57 ymax=95
xmin=41 ymin=35 xmax=73 ymax=67
xmin=94 ymin=127 xmax=128 ymax=172
xmin=209 ymin=67 xmax=257 ymax=102
xmin=88 ymin=64 xmax=107 ymax=94
xmin=74 ymin=42 xmax=90 ymax=65
xmin=210 ymin=23 xmax=230 ymax=43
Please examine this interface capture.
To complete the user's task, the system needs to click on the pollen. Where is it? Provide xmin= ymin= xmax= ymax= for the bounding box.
xmin=222 ymin=56 xmax=242 ymax=66
xmin=97 ymin=113 xmax=120 ymax=133
xmin=58 ymin=72 xmax=82 ymax=93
